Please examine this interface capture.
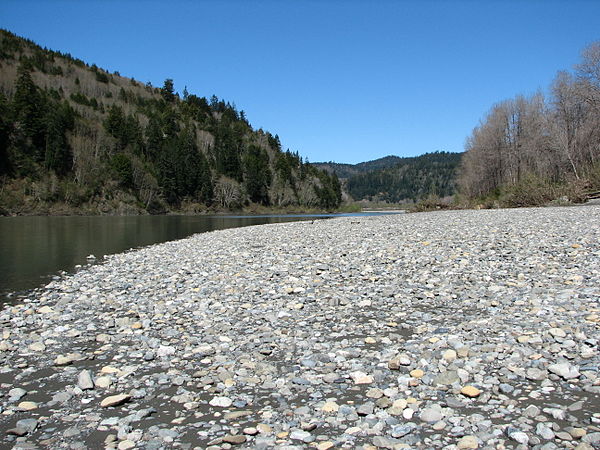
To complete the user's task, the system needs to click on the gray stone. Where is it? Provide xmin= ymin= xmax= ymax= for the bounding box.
xmin=433 ymin=370 xmax=460 ymax=385
xmin=77 ymin=369 xmax=94 ymax=390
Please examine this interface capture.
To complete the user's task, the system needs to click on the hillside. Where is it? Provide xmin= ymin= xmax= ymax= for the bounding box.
xmin=312 ymin=155 xmax=403 ymax=179
xmin=0 ymin=30 xmax=341 ymax=215
xmin=315 ymin=152 xmax=462 ymax=203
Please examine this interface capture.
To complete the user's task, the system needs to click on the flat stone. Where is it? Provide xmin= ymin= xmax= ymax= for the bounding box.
xmin=54 ymin=355 xmax=73 ymax=366
xmin=290 ymin=430 xmax=312 ymax=442
xmin=118 ymin=440 xmax=136 ymax=450
xmin=548 ymin=362 xmax=580 ymax=379
xmin=209 ymin=396 xmax=233 ymax=407
xmin=15 ymin=419 xmax=38 ymax=434
xmin=222 ymin=435 xmax=247 ymax=445
xmin=17 ymin=401 xmax=38 ymax=411
xmin=350 ymin=371 xmax=373 ymax=384
xmin=100 ymin=394 xmax=130 ymax=407
xmin=442 ymin=349 xmax=457 ymax=362
xmin=420 ymin=407 xmax=443 ymax=423
xmin=93 ymin=376 xmax=111 ymax=388
xmin=570 ymin=428 xmax=587 ymax=439
xmin=224 ymin=410 xmax=252 ymax=420
xmin=457 ymin=435 xmax=479 ymax=449
xmin=8 ymin=388 xmax=27 ymax=401
xmin=410 ymin=369 xmax=424 ymax=378
xmin=256 ymin=424 xmax=272 ymax=434
xmin=366 ymin=388 xmax=384 ymax=398
xmin=322 ymin=401 xmax=339 ymax=413
xmin=372 ymin=436 xmax=401 ymax=449
xmin=461 ymin=385 xmax=481 ymax=398
xmin=434 ymin=370 xmax=459 ymax=385
xmin=28 ymin=342 xmax=46 ymax=352
xmin=549 ymin=328 xmax=567 ymax=338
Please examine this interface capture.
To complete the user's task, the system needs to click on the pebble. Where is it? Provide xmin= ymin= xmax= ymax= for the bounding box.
xmin=94 ymin=376 xmax=111 ymax=388
xmin=0 ymin=207 xmax=598 ymax=449
xmin=457 ymin=435 xmax=479 ymax=449
xmin=77 ymin=369 xmax=94 ymax=390
xmin=460 ymin=385 xmax=481 ymax=398
xmin=209 ymin=396 xmax=233 ymax=407
xmin=222 ymin=435 xmax=247 ymax=445
xmin=548 ymin=362 xmax=581 ymax=379
xmin=100 ymin=394 xmax=130 ymax=407
xmin=420 ymin=407 xmax=443 ymax=423
xmin=17 ymin=401 xmax=38 ymax=411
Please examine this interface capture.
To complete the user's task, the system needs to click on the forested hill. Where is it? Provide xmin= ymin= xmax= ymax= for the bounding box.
xmin=312 ymin=155 xmax=403 ymax=179
xmin=315 ymin=152 xmax=462 ymax=203
xmin=0 ymin=30 xmax=341 ymax=215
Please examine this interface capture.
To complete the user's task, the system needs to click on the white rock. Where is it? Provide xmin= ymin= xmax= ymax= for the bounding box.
xmin=548 ymin=362 xmax=580 ymax=379
xmin=209 ymin=396 xmax=233 ymax=407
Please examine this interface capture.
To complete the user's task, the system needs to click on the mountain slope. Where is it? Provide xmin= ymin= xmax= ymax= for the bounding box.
xmin=314 ymin=152 xmax=462 ymax=203
xmin=313 ymin=155 xmax=404 ymax=179
xmin=0 ymin=29 xmax=341 ymax=215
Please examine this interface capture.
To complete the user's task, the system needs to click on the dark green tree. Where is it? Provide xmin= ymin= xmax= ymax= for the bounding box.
xmin=161 ymin=78 xmax=175 ymax=102
xmin=243 ymin=145 xmax=272 ymax=204
xmin=110 ymin=153 xmax=133 ymax=188
xmin=0 ymin=93 xmax=12 ymax=175
xmin=12 ymin=64 xmax=46 ymax=159
xmin=44 ymin=100 xmax=74 ymax=174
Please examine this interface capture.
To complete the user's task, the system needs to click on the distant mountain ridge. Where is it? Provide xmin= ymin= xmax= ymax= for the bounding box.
xmin=314 ymin=152 xmax=463 ymax=203
xmin=312 ymin=155 xmax=403 ymax=179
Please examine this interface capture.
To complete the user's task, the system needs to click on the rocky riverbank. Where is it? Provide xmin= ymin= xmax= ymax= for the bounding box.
xmin=0 ymin=207 xmax=599 ymax=449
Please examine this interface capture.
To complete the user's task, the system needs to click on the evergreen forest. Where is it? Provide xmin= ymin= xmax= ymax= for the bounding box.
xmin=315 ymin=152 xmax=462 ymax=203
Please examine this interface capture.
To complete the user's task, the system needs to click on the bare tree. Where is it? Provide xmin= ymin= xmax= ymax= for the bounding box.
xmin=214 ymin=177 xmax=242 ymax=209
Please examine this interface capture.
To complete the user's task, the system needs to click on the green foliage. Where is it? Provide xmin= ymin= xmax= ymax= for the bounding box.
xmin=243 ymin=145 xmax=272 ymax=204
xmin=314 ymin=170 xmax=342 ymax=209
xmin=155 ymin=127 xmax=213 ymax=204
xmin=95 ymin=70 xmax=109 ymax=83
xmin=44 ymin=100 xmax=75 ymax=174
xmin=346 ymin=152 xmax=462 ymax=202
xmin=12 ymin=65 xmax=46 ymax=155
xmin=104 ymin=105 xmax=144 ymax=153
xmin=267 ymin=133 xmax=281 ymax=151
xmin=0 ymin=93 xmax=11 ymax=175
xmin=161 ymin=78 xmax=176 ymax=102
xmin=213 ymin=120 xmax=243 ymax=181
xmin=70 ymin=92 xmax=98 ymax=109
xmin=110 ymin=154 xmax=133 ymax=188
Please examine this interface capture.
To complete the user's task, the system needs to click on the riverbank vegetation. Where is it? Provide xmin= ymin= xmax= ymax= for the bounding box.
xmin=458 ymin=41 xmax=600 ymax=208
xmin=0 ymin=30 xmax=342 ymax=216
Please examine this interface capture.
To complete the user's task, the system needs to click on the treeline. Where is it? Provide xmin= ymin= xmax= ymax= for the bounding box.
xmin=459 ymin=41 xmax=600 ymax=206
xmin=313 ymin=155 xmax=405 ymax=179
xmin=0 ymin=29 xmax=341 ymax=215
xmin=346 ymin=152 xmax=461 ymax=203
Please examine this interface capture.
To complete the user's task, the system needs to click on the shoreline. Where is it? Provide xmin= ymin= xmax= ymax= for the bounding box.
xmin=0 ymin=207 xmax=599 ymax=448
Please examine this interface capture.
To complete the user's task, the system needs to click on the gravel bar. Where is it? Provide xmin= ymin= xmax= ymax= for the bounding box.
xmin=1 ymin=206 xmax=599 ymax=449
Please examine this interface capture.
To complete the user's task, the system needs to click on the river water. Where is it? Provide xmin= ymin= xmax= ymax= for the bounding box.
xmin=0 ymin=213 xmax=394 ymax=303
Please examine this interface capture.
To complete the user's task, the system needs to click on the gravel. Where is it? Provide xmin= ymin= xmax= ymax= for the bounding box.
xmin=0 ymin=206 xmax=599 ymax=449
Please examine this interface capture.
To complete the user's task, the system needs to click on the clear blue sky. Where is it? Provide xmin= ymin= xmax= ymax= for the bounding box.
xmin=2 ymin=1 xmax=599 ymax=164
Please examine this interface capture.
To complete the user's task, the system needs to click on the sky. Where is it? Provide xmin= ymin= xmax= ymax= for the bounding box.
xmin=2 ymin=1 xmax=600 ymax=164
